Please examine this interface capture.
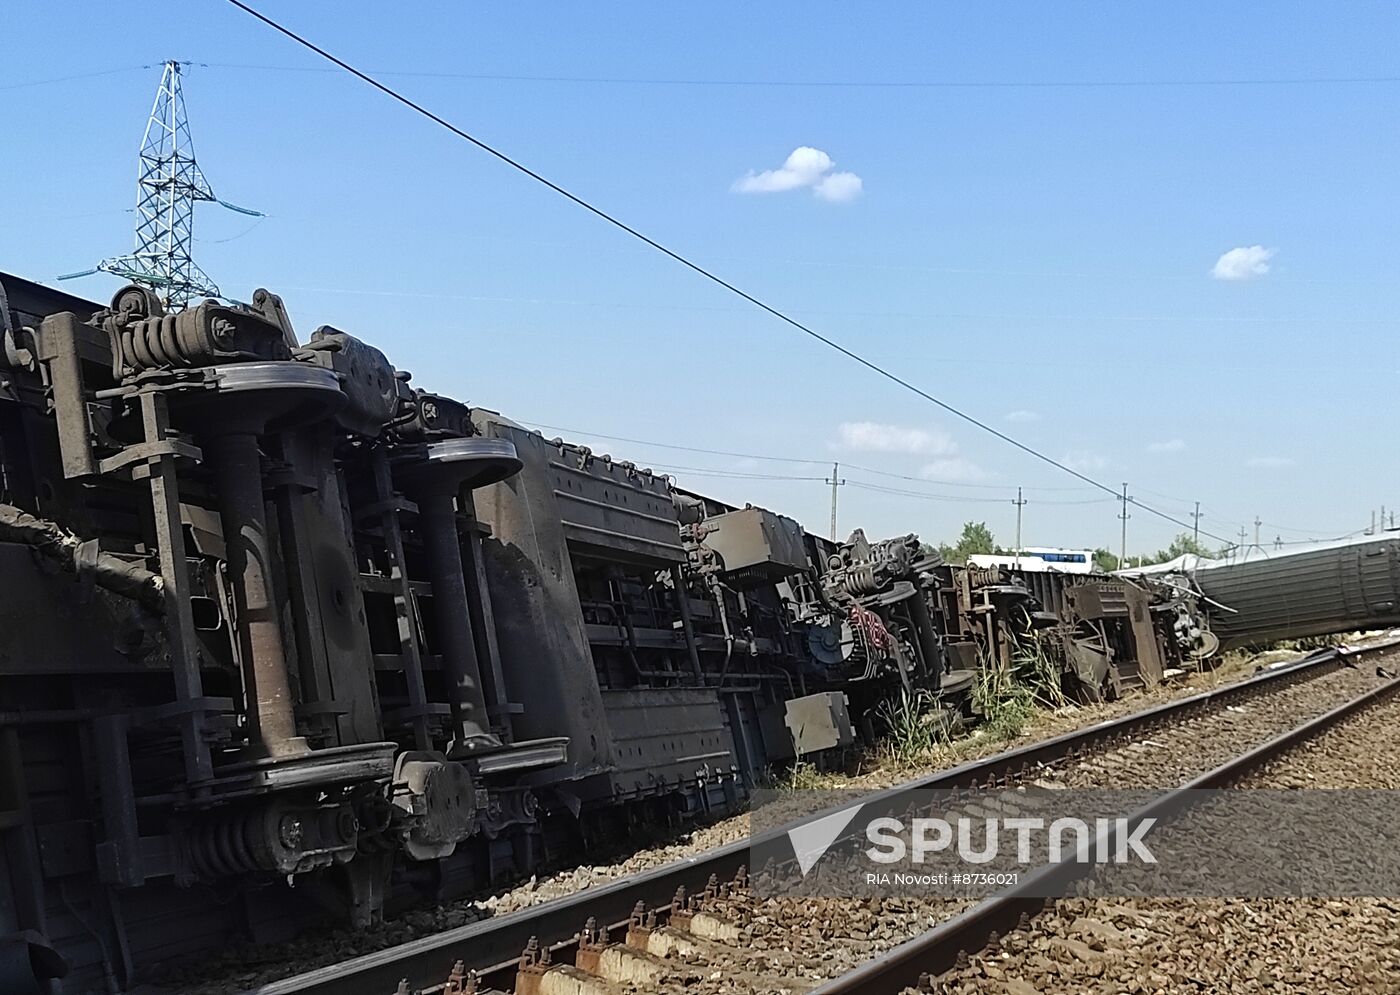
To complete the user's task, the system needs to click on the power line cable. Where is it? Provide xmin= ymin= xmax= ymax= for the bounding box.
xmin=525 ymin=420 xmax=1098 ymax=492
xmin=641 ymin=463 xmax=827 ymax=482
xmin=220 ymin=0 xmax=1237 ymax=545
xmin=530 ymin=422 xmax=1095 ymax=501
xmin=1132 ymin=486 xmax=1358 ymax=541
xmin=186 ymin=278 xmax=1400 ymax=326
xmin=0 ymin=67 xmax=148 ymax=91
xmin=847 ymin=480 xmax=1115 ymax=506
xmin=526 ymin=421 xmax=823 ymax=465
xmin=661 ymin=470 xmax=827 ymax=483
xmin=839 ymin=461 xmax=1092 ymax=492
xmin=833 ymin=481 xmax=1009 ymax=505
xmin=201 ymin=61 xmax=1400 ymax=90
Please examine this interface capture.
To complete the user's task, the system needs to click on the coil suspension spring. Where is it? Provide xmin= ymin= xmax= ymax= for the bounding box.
xmin=182 ymin=808 xmax=296 ymax=879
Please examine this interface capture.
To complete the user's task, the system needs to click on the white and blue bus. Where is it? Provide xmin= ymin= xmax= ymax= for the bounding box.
xmin=966 ymin=547 xmax=1094 ymax=574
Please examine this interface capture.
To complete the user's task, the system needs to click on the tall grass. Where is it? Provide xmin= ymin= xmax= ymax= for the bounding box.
xmin=774 ymin=758 xmax=825 ymax=791
xmin=875 ymin=687 xmax=947 ymax=765
xmin=1012 ymin=639 xmax=1070 ymax=709
xmin=972 ymin=661 xmax=1036 ymax=743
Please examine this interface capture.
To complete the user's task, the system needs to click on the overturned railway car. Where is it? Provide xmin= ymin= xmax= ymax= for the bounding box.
xmin=929 ymin=564 xmax=1218 ymax=701
xmin=0 ymin=272 xmax=1225 ymax=992
xmin=1174 ymin=537 xmax=1400 ymax=649
xmin=0 ymin=274 xmax=974 ymax=991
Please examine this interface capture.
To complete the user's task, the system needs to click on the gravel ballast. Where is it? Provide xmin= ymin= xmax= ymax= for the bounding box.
xmin=935 ymin=679 xmax=1400 ymax=994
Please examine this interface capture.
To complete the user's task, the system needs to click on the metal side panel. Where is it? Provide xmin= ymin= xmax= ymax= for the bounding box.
xmin=469 ymin=412 xmax=615 ymax=784
xmin=0 ymin=543 xmax=155 ymax=675
xmin=551 ymin=457 xmax=685 ymax=565
xmin=1197 ymin=539 xmax=1400 ymax=645
xmin=507 ymin=423 xmax=684 ymax=566
xmin=600 ymin=687 xmax=735 ymax=797
xmin=701 ymin=506 xmax=808 ymax=583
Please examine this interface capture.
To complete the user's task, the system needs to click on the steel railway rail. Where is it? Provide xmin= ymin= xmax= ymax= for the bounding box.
xmin=236 ymin=638 xmax=1398 ymax=995
xmin=813 ymin=654 xmax=1400 ymax=994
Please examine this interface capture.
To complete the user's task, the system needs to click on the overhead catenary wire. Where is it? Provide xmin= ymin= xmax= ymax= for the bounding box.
xmin=221 ymin=0 xmax=1250 ymax=547
xmin=840 ymin=461 xmax=1091 ymax=492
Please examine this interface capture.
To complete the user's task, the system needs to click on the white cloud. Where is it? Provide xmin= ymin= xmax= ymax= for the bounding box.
xmin=733 ymin=146 xmax=862 ymax=202
xmin=814 ymin=171 xmax=863 ymax=203
xmin=920 ymin=458 xmax=991 ymax=483
xmin=1212 ymin=245 xmax=1275 ymax=281
xmin=1147 ymin=439 xmax=1187 ymax=454
xmin=733 ymin=146 xmax=831 ymax=193
xmin=833 ymin=421 xmax=956 ymax=456
xmin=1246 ymin=455 xmax=1295 ymax=469
xmin=1004 ymin=409 xmax=1040 ymax=424
xmin=1062 ymin=450 xmax=1108 ymax=472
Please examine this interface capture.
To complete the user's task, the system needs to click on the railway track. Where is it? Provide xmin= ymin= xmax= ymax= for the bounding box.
xmin=813 ymin=659 xmax=1400 ymax=993
xmin=240 ymin=639 xmax=1399 ymax=995
xmin=929 ymin=683 xmax=1400 ymax=993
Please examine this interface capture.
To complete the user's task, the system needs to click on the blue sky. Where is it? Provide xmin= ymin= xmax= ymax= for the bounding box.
xmin=5 ymin=2 xmax=1398 ymax=555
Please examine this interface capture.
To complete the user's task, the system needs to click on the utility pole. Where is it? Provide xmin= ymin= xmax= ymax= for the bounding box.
xmin=825 ymin=462 xmax=846 ymax=541
xmin=1118 ymin=482 xmax=1130 ymax=568
xmin=1012 ymin=486 xmax=1027 ymax=567
xmin=1237 ymin=526 xmax=1248 ymax=556
xmin=1253 ymin=516 xmax=1262 ymax=550
xmin=1191 ymin=501 xmax=1202 ymax=546
xmin=61 ymin=61 xmax=262 ymax=309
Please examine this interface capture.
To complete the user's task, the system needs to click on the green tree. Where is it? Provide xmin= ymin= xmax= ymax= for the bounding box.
xmin=938 ymin=521 xmax=996 ymax=564
xmin=1092 ymin=547 xmax=1120 ymax=572
xmin=1147 ymin=533 xmax=1215 ymax=565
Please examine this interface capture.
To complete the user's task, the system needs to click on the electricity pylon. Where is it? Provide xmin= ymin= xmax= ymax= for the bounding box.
xmin=65 ymin=61 xmax=259 ymax=310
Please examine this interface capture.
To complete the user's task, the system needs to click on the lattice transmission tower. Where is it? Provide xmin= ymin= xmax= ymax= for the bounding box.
xmin=67 ymin=61 xmax=259 ymax=310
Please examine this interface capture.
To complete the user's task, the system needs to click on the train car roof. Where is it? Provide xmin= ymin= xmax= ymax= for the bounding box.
xmin=1 ymin=270 xmax=102 ymax=329
xmin=1122 ymin=530 xmax=1400 ymax=578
